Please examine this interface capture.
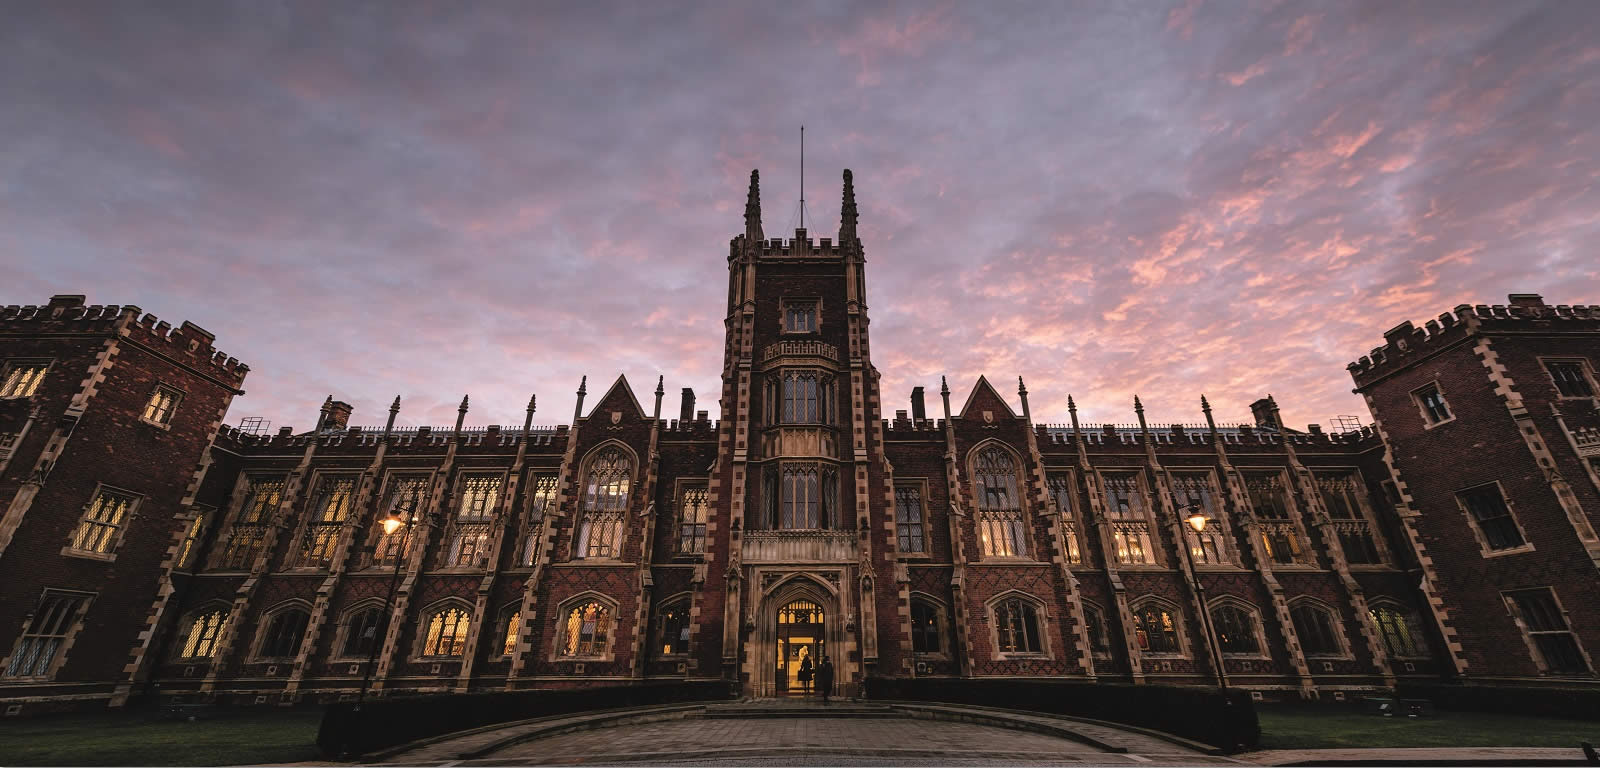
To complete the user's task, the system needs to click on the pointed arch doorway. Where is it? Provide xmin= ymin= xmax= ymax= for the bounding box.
xmin=775 ymin=599 xmax=825 ymax=695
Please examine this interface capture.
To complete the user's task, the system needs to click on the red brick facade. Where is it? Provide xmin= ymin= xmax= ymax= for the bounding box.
xmin=1 ymin=174 xmax=1592 ymax=715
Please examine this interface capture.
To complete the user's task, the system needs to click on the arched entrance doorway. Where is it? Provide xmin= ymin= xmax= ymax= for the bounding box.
xmin=774 ymin=600 xmax=825 ymax=695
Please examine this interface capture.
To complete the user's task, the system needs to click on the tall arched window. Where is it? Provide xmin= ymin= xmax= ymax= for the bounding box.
xmin=1082 ymin=604 xmax=1111 ymax=657
xmin=498 ymin=606 xmax=521 ymax=657
xmin=974 ymin=447 xmax=1026 ymax=558
xmin=1290 ymin=601 xmax=1344 ymax=657
xmin=911 ymin=600 xmax=943 ymax=654
xmin=1211 ymin=603 xmax=1262 ymax=655
xmin=420 ymin=606 xmax=471 ymax=657
xmin=256 ymin=606 xmax=310 ymax=659
xmin=178 ymin=608 xmax=230 ymax=659
xmin=1370 ymin=603 xmax=1428 ymax=658
xmin=341 ymin=605 xmax=385 ymax=658
xmin=655 ymin=599 xmax=691 ymax=656
xmin=1133 ymin=602 xmax=1182 ymax=655
xmin=577 ymin=448 xmax=631 ymax=559
xmin=560 ymin=600 xmax=613 ymax=658
xmin=993 ymin=596 xmax=1042 ymax=654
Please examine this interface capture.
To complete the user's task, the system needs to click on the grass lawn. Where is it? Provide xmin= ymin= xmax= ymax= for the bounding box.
xmin=3 ymin=706 xmax=327 ymax=766
xmin=1255 ymin=702 xmax=1600 ymax=750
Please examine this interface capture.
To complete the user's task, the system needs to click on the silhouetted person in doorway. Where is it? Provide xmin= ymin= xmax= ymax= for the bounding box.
xmin=816 ymin=656 xmax=835 ymax=703
xmin=798 ymin=653 xmax=813 ymax=695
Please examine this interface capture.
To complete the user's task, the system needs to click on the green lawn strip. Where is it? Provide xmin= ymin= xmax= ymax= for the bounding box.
xmin=2 ymin=709 xmax=325 ymax=766
xmin=1255 ymin=704 xmax=1600 ymax=750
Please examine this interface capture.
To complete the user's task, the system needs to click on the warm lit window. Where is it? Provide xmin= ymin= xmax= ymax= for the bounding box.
xmin=974 ymin=447 xmax=1027 ymax=558
xmin=1103 ymin=473 xmax=1153 ymax=565
xmin=1369 ymin=603 xmax=1428 ymax=658
xmin=993 ymin=597 xmax=1042 ymax=654
xmin=297 ymin=476 xmax=355 ymax=568
xmin=257 ymin=607 xmax=310 ymax=659
xmin=4 ymin=591 xmax=89 ymax=678
xmin=175 ymin=507 xmax=210 ymax=570
xmin=420 ymin=607 xmax=471 ymax=657
xmin=1133 ymin=603 xmax=1181 ymax=654
xmin=1047 ymin=473 xmax=1083 ymax=565
xmin=373 ymin=476 xmax=426 ymax=567
xmin=784 ymin=301 xmax=817 ymax=333
xmin=1246 ymin=473 xmax=1290 ymax=519
xmin=342 ymin=606 xmax=385 ymax=658
xmin=217 ymin=477 xmax=284 ymax=570
xmin=0 ymin=360 xmax=48 ymax=398
xmin=1457 ymin=484 xmax=1526 ymax=551
xmin=1172 ymin=474 xmax=1227 ymax=565
xmin=1506 ymin=588 xmax=1589 ymax=675
xmin=894 ymin=484 xmax=926 ymax=554
xmin=1546 ymin=360 xmax=1595 ymax=398
xmin=179 ymin=609 xmax=230 ymax=659
xmin=1212 ymin=603 xmax=1261 ymax=655
xmin=521 ymin=473 xmax=560 ymax=566
xmin=141 ymin=385 xmax=182 ymax=425
xmin=577 ymin=449 xmax=631 ymax=559
xmin=560 ymin=600 xmax=612 ymax=658
xmin=1414 ymin=384 xmax=1452 ymax=424
xmin=678 ymin=485 xmax=709 ymax=554
xmin=1291 ymin=602 xmax=1344 ymax=657
xmin=779 ymin=464 xmax=835 ymax=530
xmin=68 ymin=487 xmax=138 ymax=555
xmin=444 ymin=475 xmax=501 ymax=568
xmin=656 ymin=600 xmax=690 ymax=656
xmin=911 ymin=600 xmax=942 ymax=654
xmin=499 ymin=608 xmax=521 ymax=657
xmin=1082 ymin=604 xmax=1111 ymax=657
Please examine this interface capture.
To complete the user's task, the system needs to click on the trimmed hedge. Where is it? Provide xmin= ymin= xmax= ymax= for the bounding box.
xmin=1396 ymin=681 xmax=1600 ymax=722
xmin=316 ymin=680 xmax=732 ymax=757
xmin=863 ymin=676 xmax=1259 ymax=752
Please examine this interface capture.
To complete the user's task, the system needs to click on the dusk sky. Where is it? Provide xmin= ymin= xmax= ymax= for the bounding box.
xmin=6 ymin=1 xmax=1599 ymax=432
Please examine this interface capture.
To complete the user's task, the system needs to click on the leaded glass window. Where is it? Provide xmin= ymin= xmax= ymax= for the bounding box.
xmin=894 ymin=485 xmax=926 ymax=553
xmin=142 ymin=386 xmax=181 ymax=425
xmin=577 ymin=449 xmax=631 ymax=559
xmin=994 ymin=597 xmax=1042 ymax=654
xmin=1133 ymin=603 xmax=1181 ymax=654
xmin=297 ymin=476 xmax=355 ymax=568
xmin=179 ymin=609 xmax=229 ymax=659
xmin=974 ymin=447 xmax=1026 ymax=558
xmin=3 ymin=591 xmax=88 ymax=677
xmin=1369 ymin=604 xmax=1428 ymax=658
xmin=1212 ymin=604 xmax=1261 ymax=655
xmin=421 ymin=606 xmax=470 ymax=657
xmin=68 ymin=487 xmax=137 ymax=555
xmin=911 ymin=600 xmax=942 ymax=654
xmin=560 ymin=601 xmax=612 ymax=658
xmin=217 ymin=477 xmax=284 ymax=570
xmin=678 ymin=485 xmax=709 ymax=554
xmin=257 ymin=608 xmax=309 ymax=658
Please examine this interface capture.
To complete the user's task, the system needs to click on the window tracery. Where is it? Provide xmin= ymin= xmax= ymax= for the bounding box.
xmin=577 ymin=449 xmax=631 ymax=559
xmin=974 ymin=447 xmax=1026 ymax=558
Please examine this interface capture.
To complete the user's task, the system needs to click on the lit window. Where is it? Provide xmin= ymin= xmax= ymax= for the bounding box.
xmin=894 ymin=484 xmax=926 ymax=554
xmin=577 ymin=449 xmax=630 ymax=559
xmin=1047 ymin=473 xmax=1082 ymax=565
xmin=257 ymin=608 xmax=309 ymax=658
xmin=1212 ymin=604 xmax=1261 ymax=655
xmin=1369 ymin=603 xmax=1428 ymax=658
xmin=1103 ymin=473 xmax=1153 ymax=565
xmin=1172 ymin=474 xmax=1226 ymax=565
xmin=1506 ymin=588 xmax=1589 ymax=675
xmin=656 ymin=600 xmax=690 ymax=656
xmin=1414 ymin=384 xmax=1452 ymax=424
xmin=4 ymin=591 xmax=89 ymax=678
xmin=216 ymin=477 xmax=284 ymax=570
xmin=1133 ymin=603 xmax=1181 ymax=654
xmin=372 ymin=476 xmax=426 ymax=567
xmin=522 ymin=473 xmax=560 ymax=565
xmin=560 ymin=601 xmax=612 ymax=658
xmin=779 ymin=464 xmax=835 ymax=530
xmin=297 ymin=476 xmax=355 ymax=568
xmin=68 ymin=488 xmax=138 ymax=555
xmin=911 ymin=600 xmax=942 ymax=654
xmin=175 ymin=507 xmax=210 ymax=570
xmin=993 ymin=597 xmax=1042 ymax=654
xmin=0 ymin=360 xmax=48 ymax=398
xmin=975 ymin=447 xmax=1026 ymax=558
xmin=678 ymin=485 xmax=709 ymax=554
xmin=444 ymin=475 xmax=501 ymax=568
xmin=784 ymin=301 xmax=817 ymax=333
xmin=1457 ymin=484 xmax=1526 ymax=551
xmin=421 ymin=607 xmax=471 ymax=657
xmin=500 ymin=608 xmax=521 ymax=657
xmin=1546 ymin=361 xmax=1595 ymax=398
xmin=342 ymin=606 xmax=385 ymax=658
xmin=1291 ymin=603 xmax=1343 ymax=657
xmin=179 ymin=609 xmax=230 ymax=659
xmin=141 ymin=386 xmax=182 ymax=425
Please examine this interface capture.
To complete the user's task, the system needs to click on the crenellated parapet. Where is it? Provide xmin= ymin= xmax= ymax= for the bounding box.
xmin=1 ymin=295 xmax=248 ymax=387
xmin=124 ymin=312 xmax=248 ymax=385
xmin=1348 ymin=294 xmax=1600 ymax=389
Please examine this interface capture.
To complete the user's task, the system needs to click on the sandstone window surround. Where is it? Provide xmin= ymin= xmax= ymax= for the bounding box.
xmin=1503 ymin=587 xmax=1591 ymax=676
xmin=335 ymin=603 xmax=385 ymax=660
xmin=576 ymin=446 xmax=632 ymax=560
xmin=1170 ymin=473 xmax=1232 ymax=566
xmin=0 ymin=359 xmax=49 ymax=399
xmin=496 ymin=604 xmax=522 ymax=658
xmin=175 ymin=505 xmax=213 ymax=571
xmin=973 ymin=445 xmax=1029 ymax=559
xmin=761 ymin=462 xmax=838 ymax=531
xmin=1209 ymin=599 xmax=1269 ymax=659
xmin=176 ymin=606 xmax=231 ymax=660
xmin=140 ymin=384 xmax=183 ymax=428
xmin=781 ymin=297 xmax=820 ymax=334
xmin=213 ymin=476 xmax=285 ymax=571
xmin=1100 ymin=471 xmax=1156 ymax=566
xmin=677 ymin=483 xmax=710 ymax=555
xmin=366 ymin=474 xmax=427 ymax=569
xmin=1316 ymin=471 xmax=1388 ymax=565
xmin=441 ymin=473 xmax=503 ymax=569
xmin=417 ymin=603 xmax=473 ymax=658
xmin=893 ymin=481 xmax=928 ymax=555
xmin=1081 ymin=602 xmax=1113 ymax=659
xmin=2 ymin=590 xmax=92 ymax=679
xmin=1542 ymin=358 xmax=1598 ymax=399
xmin=1046 ymin=472 xmax=1084 ymax=565
xmin=989 ymin=593 xmax=1047 ymax=658
xmin=63 ymin=485 xmax=141 ymax=561
xmin=910 ymin=597 xmax=946 ymax=656
xmin=519 ymin=473 xmax=560 ymax=566
xmin=1289 ymin=598 xmax=1351 ymax=659
xmin=1244 ymin=471 xmax=1313 ymax=567
xmin=294 ymin=474 xmax=356 ymax=569
xmin=654 ymin=596 xmax=691 ymax=657
xmin=1131 ymin=598 xmax=1187 ymax=657
xmin=1411 ymin=382 xmax=1454 ymax=428
xmin=1455 ymin=481 xmax=1533 ymax=556
xmin=1368 ymin=601 xmax=1430 ymax=659
xmin=251 ymin=603 xmax=311 ymax=661
xmin=764 ymin=370 xmax=835 ymax=426
xmin=556 ymin=596 xmax=616 ymax=660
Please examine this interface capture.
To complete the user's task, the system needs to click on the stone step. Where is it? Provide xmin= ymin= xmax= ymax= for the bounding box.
xmin=699 ymin=703 xmax=899 ymax=719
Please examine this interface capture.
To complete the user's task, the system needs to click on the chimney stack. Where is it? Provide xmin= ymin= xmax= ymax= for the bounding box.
xmin=1249 ymin=397 xmax=1280 ymax=431
xmin=910 ymin=386 xmax=926 ymax=421
xmin=324 ymin=400 xmax=353 ymax=432
xmin=680 ymin=388 xmax=696 ymax=423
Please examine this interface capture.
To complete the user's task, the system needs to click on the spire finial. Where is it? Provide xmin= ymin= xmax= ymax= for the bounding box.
xmin=1134 ymin=394 xmax=1149 ymax=435
xmin=745 ymin=169 xmax=763 ymax=242
xmin=1067 ymin=394 xmax=1081 ymax=436
xmin=840 ymin=168 xmax=858 ymax=243
xmin=1017 ymin=376 xmax=1027 ymax=395
xmin=656 ymin=375 xmax=665 ymax=397
xmin=522 ymin=394 xmax=537 ymax=437
xmin=939 ymin=375 xmax=952 ymax=420
xmin=390 ymin=396 xmax=401 ymax=413
xmin=1201 ymin=394 xmax=1218 ymax=437
xmin=383 ymin=395 xmax=401 ymax=439
xmin=454 ymin=394 xmax=470 ymax=437
xmin=574 ymin=375 xmax=588 ymax=423
xmin=527 ymin=395 xmax=537 ymax=414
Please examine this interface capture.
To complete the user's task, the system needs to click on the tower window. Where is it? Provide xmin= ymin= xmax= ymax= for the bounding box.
xmin=1413 ymin=384 xmax=1452 ymax=425
xmin=1546 ymin=360 xmax=1596 ymax=398
xmin=1457 ymin=483 xmax=1526 ymax=551
xmin=0 ymin=360 xmax=48 ymax=399
xmin=784 ymin=301 xmax=818 ymax=333
xmin=141 ymin=385 xmax=182 ymax=426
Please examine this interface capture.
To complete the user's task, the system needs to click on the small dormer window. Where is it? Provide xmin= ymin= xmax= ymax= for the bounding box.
xmin=784 ymin=301 xmax=817 ymax=333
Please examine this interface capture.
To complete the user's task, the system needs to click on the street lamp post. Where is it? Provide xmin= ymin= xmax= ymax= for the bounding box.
xmin=1177 ymin=502 xmax=1229 ymax=691
xmin=355 ymin=504 xmax=411 ymax=710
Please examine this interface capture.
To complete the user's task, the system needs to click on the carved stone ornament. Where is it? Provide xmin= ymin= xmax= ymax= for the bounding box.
xmin=610 ymin=410 xmax=622 ymax=425
xmin=983 ymin=410 xmax=994 ymax=424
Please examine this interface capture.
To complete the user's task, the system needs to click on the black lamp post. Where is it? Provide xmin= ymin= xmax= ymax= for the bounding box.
xmin=355 ymin=504 xmax=412 ymax=710
xmin=1177 ymin=502 xmax=1229 ymax=691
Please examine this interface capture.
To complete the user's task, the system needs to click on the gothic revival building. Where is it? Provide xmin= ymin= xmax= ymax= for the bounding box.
xmin=1 ymin=170 xmax=1596 ymax=714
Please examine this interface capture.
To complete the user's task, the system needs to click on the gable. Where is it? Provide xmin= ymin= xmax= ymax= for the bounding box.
xmin=586 ymin=374 xmax=648 ymax=421
xmin=957 ymin=375 xmax=1018 ymax=420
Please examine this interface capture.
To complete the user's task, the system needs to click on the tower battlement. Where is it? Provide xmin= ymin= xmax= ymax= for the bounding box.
xmin=0 ymin=296 xmax=247 ymax=384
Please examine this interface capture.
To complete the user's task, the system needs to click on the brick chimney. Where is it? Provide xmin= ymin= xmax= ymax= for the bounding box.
xmin=910 ymin=386 xmax=926 ymax=421
xmin=680 ymin=388 xmax=695 ymax=423
xmin=1248 ymin=397 xmax=1280 ymax=431
xmin=323 ymin=400 xmax=354 ymax=432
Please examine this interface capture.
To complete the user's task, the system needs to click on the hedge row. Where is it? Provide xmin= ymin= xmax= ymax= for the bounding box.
xmin=316 ymin=680 xmax=732 ymax=757
xmin=1396 ymin=681 xmax=1600 ymax=722
xmin=862 ymin=676 xmax=1259 ymax=752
